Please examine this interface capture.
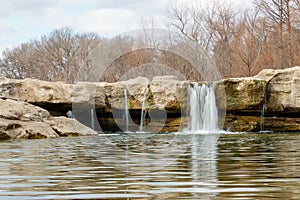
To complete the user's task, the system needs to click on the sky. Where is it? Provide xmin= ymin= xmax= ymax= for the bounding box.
xmin=0 ymin=0 xmax=251 ymax=54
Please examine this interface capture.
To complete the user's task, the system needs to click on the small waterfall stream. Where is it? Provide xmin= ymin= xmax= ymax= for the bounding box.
xmin=139 ymin=87 xmax=150 ymax=132
xmin=124 ymin=89 xmax=129 ymax=132
xmin=189 ymin=83 xmax=219 ymax=133
xmin=260 ymin=83 xmax=271 ymax=133
xmin=90 ymin=108 xmax=95 ymax=130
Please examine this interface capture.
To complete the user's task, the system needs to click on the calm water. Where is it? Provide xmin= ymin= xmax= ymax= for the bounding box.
xmin=0 ymin=132 xmax=300 ymax=199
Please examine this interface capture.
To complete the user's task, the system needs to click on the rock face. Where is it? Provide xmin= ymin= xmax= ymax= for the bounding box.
xmin=215 ymin=78 xmax=267 ymax=112
xmin=1 ymin=66 xmax=299 ymax=136
xmin=0 ymin=99 xmax=97 ymax=140
xmin=50 ymin=117 xmax=98 ymax=137
xmin=223 ymin=66 xmax=300 ymax=132
xmin=214 ymin=78 xmax=267 ymax=132
xmin=0 ymin=98 xmax=51 ymax=122
xmin=262 ymin=66 xmax=300 ymax=113
xmin=0 ymin=77 xmax=74 ymax=116
xmin=97 ymin=76 xmax=190 ymax=132
xmin=151 ymin=76 xmax=189 ymax=113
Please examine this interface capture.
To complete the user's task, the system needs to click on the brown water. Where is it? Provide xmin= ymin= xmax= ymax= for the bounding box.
xmin=0 ymin=132 xmax=300 ymax=199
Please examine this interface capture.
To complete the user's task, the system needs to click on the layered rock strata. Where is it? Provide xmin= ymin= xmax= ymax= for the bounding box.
xmin=0 ymin=66 xmax=299 ymax=138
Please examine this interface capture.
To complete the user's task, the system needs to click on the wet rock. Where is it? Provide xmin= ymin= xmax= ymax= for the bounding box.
xmin=0 ymin=99 xmax=51 ymax=122
xmin=0 ymin=119 xmax=59 ymax=140
xmin=215 ymin=78 xmax=267 ymax=112
xmin=50 ymin=117 xmax=98 ymax=137
xmin=0 ymin=77 xmax=73 ymax=115
xmin=0 ymin=99 xmax=98 ymax=140
xmin=151 ymin=76 xmax=189 ymax=113
xmin=1 ymin=66 xmax=300 ymax=133
xmin=121 ymin=77 xmax=150 ymax=109
xmin=265 ymin=66 xmax=300 ymax=112
xmin=0 ymin=77 xmax=73 ymax=104
xmin=72 ymin=82 xmax=107 ymax=110
xmin=224 ymin=115 xmax=261 ymax=132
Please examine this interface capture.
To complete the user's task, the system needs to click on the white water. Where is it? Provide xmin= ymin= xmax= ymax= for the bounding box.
xmin=139 ymin=87 xmax=150 ymax=132
xmin=91 ymin=108 xmax=95 ymax=130
xmin=124 ymin=89 xmax=129 ymax=132
xmin=260 ymin=84 xmax=267 ymax=132
xmin=188 ymin=83 xmax=219 ymax=133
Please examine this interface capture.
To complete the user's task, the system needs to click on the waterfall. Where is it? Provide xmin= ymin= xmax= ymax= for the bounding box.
xmin=66 ymin=110 xmax=74 ymax=118
xmin=260 ymin=83 xmax=271 ymax=133
xmin=90 ymin=108 xmax=95 ymax=130
xmin=189 ymin=83 xmax=219 ymax=132
xmin=139 ymin=87 xmax=150 ymax=132
xmin=124 ymin=89 xmax=129 ymax=132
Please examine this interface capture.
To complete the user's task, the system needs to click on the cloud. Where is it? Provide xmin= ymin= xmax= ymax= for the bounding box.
xmin=0 ymin=0 xmax=59 ymax=17
xmin=0 ymin=0 xmax=169 ymax=53
xmin=76 ymin=9 xmax=139 ymax=36
xmin=95 ymin=0 xmax=168 ymax=15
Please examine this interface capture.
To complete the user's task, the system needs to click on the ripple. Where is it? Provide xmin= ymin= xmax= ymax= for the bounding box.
xmin=0 ymin=133 xmax=299 ymax=199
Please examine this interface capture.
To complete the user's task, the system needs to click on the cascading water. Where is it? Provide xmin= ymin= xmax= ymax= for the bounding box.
xmin=90 ymin=108 xmax=95 ymax=130
xmin=139 ymin=87 xmax=150 ymax=132
xmin=260 ymin=83 xmax=272 ymax=133
xmin=124 ymin=89 xmax=129 ymax=132
xmin=188 ymin=83 xmax=219 ymax=132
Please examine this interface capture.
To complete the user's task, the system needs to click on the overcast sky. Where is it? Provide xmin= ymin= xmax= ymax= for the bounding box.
xmin=0 ymin=0 xmax=251 ymax=54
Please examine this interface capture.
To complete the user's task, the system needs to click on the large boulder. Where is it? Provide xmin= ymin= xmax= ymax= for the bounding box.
xmin=0 ymin=99 xmax=98 ymax=140
xmin=215 ymin=78 xmax=267 ymax=112
xmin=0 ymin=119 xmax=59 ymax=140
xmin=0 ymin=77 xmax=109 ymax=115
xmin=0 ymin=77 xmax=73 ymax=104
xmin=72 ymin=82 xmax=107 ymax=110
xmin=0 ymin=98 xmax=50 ymax=122
xmin=150 ymin=76 xmax=189 ymax=113
xmin=0 ymin=99 xmax=58 ymax=140
xmin=258 ymin=66 xmax=300 ymax=112
xmin=122 ymin=76 xmax=150 ymax=109
xmin=0 ymin=77 xmax=73 ymax=115
xmin=50 ymin=117 xmax=98 ymax=137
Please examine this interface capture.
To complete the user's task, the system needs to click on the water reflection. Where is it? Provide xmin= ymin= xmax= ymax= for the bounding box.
xmin=0 ymin=133 xmax=299 ymax=199
xmin=216 ymin=133 xmax=300 ymax=199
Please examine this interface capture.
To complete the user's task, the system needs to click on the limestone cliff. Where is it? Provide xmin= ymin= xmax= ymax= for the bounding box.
xmin=0 ymin=66 xmax=299 ymax=138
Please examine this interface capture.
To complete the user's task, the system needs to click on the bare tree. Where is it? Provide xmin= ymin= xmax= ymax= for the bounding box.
xmin=168 ymin=1 xmax=213 ymax=51
xmin=232 ymin=8 xmax=266 ymax=76
xmin=254 ymin=0 xmax=300 ymax=68
xmin=204 ymin=1 xmax=239 ymax=77
xmin=0 ymin=43 xmax=32 ymax=79
xmin=168 ymin=0 xmax=239 ymax=78
xmin=1 ymin=27 xmax=102 ymax=83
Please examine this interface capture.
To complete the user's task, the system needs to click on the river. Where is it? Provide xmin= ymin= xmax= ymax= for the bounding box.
xmin=0 ymin=132 xmax=299 ymax=199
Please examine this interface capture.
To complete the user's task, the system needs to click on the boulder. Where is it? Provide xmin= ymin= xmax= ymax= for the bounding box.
xmin=72 ymin=82 xmax=107 ymax=110
xmin=221 ymin=66 xmax=300 ymax=132
xmin=50 ymin=117 xmax=98 ymax=137
xmin=265 ymin=66 xmax=300 ymax=112
xmin=150 ymin=76 xmax=189 ymax=113
xmin=109 ymin=83 xmax=126 ymax=110
xmin=215 ymin=78 xmax=267 ymax=112
xmin=0 ymin=77 xmax=73 ymax=104
xmin=1 ymin=66 xmax=299 ymax=134
xmin=0 ymin=99 xmax=98 ymax=140
xmin=254 ymin=68 xmax=280 ymax=81
xmin=0 ymin=99 xmax=51 ymax=122
xmin=0 ymin=119 xmax=59 ymax=140
xmin=0 ymin=77 xmax=73 ymax=115
xmin=121 ymin=77 xmax=150 ymax=109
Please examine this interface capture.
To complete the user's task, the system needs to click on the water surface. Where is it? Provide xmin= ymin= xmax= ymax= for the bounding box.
xmin=0 ymin=132 xmax=299 ymax=199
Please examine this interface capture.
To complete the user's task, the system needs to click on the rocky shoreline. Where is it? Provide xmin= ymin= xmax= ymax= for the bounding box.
xmin=0 ymin=66 xmax=299 ymax=140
